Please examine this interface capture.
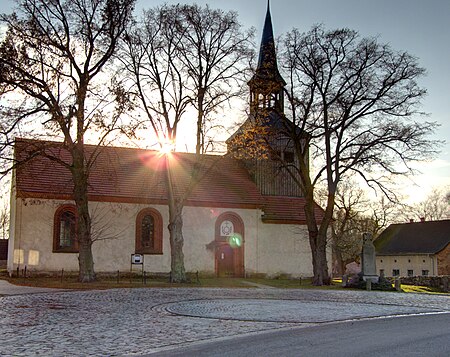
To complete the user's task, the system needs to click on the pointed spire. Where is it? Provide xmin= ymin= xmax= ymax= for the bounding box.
xmin=257 ymin=0 xmax=276 ymax=70
xmin=253 ymin=1 xmax=285 ymax=84
xmin=248 ymin=1 xmax=285 ymax=115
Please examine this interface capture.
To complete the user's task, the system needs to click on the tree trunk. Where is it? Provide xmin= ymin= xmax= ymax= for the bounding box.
xmin=72 ymin=147 xmax=96 ymax=282
xmin=303 ymin=188 xmax=330 ymax=286
xmin=168 ymin=198 xmax=186 ymax=282
xmin=196 ymin=88 xmax=205 ymax=155
xmin=312 ymin=231 xmax=330 ymax=285
xmin=165 ymin=154 xmax=187 ymax=283
xmin=78 ymin=238 xmax=95 ymax=282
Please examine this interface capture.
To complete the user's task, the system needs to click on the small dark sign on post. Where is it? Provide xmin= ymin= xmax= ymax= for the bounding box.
xmin=131 ymin=254 xmax=144 ymax=279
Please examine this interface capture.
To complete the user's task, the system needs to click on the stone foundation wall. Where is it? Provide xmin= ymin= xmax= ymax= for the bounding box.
xmin=393 ymin=275 xmax=449 ymax=292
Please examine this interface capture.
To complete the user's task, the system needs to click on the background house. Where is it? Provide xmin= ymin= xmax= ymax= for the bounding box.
xmin=374 ymin=220 xmax=450 ymax=277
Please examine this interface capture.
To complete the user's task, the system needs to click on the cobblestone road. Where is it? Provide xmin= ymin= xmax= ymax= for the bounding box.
xmin=1 ymin=287 xmax=449 ymax=356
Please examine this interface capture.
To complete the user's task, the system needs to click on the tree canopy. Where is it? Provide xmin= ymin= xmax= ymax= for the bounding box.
xmin=0 ymin=0 xmax=136 ymax=281
xmin=280 ymin=25 xmax=438 ymax=284
xmin=119 ymin=3 xmax=253 ymax=282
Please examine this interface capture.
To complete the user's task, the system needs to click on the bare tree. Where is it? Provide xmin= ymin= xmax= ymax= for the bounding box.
xmin=281 ymin=26 xmax=440 ymax=284
xmin=277 ymin=26 xmax=437 ymax=285
xmin=327 ymin=182 xmax=368 ymax=275
xmin=328 ymin=180 xmax=398 ymax=275
xmin=0 ymin=0 xmax=135 ymax=282
xmin=120 ymin=4 xmax=253 ymax=282
xmin=399 ymin=186 xmax=450 ymax=222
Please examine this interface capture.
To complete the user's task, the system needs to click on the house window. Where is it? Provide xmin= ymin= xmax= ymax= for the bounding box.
xmin=135 ymin=208 xmax=163 ymax=254
xmin=392 ymin=269 xmax=400 ymax=276
xmin=53 ymin=205 xmax=78 ymax=253
xmin=422 ymin=270 xmax=429 ymax=276
xmin=379 ymin=269 xmax=385 ymax=277
xmin=407 ymin=269 xmax=414 ymax=277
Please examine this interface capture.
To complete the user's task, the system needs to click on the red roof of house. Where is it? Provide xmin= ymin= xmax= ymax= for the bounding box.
xmin=15 ymin=139 xmax=322 ymax=224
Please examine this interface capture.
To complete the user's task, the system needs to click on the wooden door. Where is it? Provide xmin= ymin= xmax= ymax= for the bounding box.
xmin=217 ymin=244 xmax=235 ymax=277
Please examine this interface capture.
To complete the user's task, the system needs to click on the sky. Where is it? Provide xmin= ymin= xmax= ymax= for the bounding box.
xmin=1 ymin=0 xmax=449 ymax=203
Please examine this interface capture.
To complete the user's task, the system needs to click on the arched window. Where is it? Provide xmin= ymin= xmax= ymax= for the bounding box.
xmin=141 ymin=215 xmax=155 ymax=248
xmin=135 ymin=208 xmax=163 ymax=254
xmin=53 ymin=205 xmax=78 ymax=253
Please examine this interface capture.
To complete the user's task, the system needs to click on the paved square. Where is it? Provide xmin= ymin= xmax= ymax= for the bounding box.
xmin=1 ymin=287 xmax=449 ymax=356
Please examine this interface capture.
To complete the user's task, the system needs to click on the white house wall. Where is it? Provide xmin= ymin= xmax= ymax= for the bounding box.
xmin=376 ymin=255 xmax=437 ymax=277
xmin=9 ymin=198 xmax=318 ymax=277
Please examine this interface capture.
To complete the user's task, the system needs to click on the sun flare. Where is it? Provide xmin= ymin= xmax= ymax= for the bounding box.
xmin=159 ymin=139 xmax=175 ymax=155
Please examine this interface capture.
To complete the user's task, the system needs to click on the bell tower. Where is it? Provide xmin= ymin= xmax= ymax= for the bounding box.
xmin=248 ymin=1 xmax=286 ymax=115
xmin=227 ymin=1 xmax=304 ymax=198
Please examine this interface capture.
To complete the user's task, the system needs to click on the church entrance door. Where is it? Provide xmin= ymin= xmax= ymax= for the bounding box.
xmin=215 ymin=212 xmax=245 ymax=278
xmin=216 ymin=244 xmax=234 ymax=277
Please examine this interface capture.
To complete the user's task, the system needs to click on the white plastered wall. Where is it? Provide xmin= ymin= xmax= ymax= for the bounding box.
xmin=376 ymin=255 xmax=437 ymax=277
xmin=255 ymin=221 xmax=313 ymax=278
xmin=9 ymin=198 xmax=319 ymax=277
xmin=9 ymin=198 xmax=171 ymax=273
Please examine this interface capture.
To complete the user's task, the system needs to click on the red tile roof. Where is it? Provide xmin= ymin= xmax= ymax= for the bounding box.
xmin=262 ymin=196 xmax=324 ymax=224
xmin=15 ymin=138 xmax=323 ymax=223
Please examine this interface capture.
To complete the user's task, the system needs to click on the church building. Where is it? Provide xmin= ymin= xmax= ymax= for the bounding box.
xmin=7 ymin=5 xmax=328 ymax=278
